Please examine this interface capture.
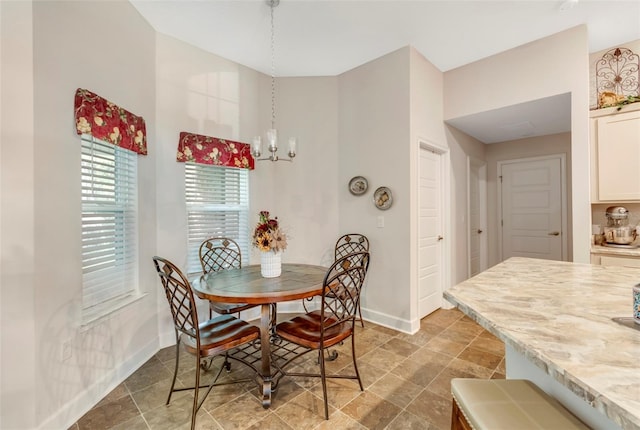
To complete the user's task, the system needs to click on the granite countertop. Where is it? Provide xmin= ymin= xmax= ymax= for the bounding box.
xmin=444 ymin=257 xmax=640 ymax=430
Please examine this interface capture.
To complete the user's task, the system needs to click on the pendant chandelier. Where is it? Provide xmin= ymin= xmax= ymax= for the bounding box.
xmin=251 ymin=0 xmax=297 ymax=162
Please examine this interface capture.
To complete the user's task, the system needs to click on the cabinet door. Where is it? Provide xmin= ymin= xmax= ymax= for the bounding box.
xmin=597 ymin=110 xmax=640 ymax=201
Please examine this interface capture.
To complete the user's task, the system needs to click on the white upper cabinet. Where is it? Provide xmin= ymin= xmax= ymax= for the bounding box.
xmin=591 ymin=104 xmax=640 ymax=202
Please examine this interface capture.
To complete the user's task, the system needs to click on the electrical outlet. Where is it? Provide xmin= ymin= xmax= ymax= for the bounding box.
xmin=62 ymin=340 xmax=73 ymax=362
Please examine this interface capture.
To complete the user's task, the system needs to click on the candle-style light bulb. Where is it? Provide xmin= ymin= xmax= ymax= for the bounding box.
xmin=288 ymin=137 xmax=297 ymax=158
xmin=267 ymin=129 xmax=278 ymax=152
xmin=252 ymin=136 xmax=262 ymax=158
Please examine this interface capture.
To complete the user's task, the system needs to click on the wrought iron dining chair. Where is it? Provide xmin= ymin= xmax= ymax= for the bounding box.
xmin=199 ymin=237 xmax=258 ymax=318
xmin=334 ymin=234 xmax=369 ymax=327
xmin=274 ymin=251 xmax=370 ymax=419
xmin=303 ymin=234 xmax=370 ymax=327
xmin=153 ymin=256 xmax=260 ymax=430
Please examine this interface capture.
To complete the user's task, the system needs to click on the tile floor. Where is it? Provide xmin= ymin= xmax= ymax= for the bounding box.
xmin=69 ymin=308 xmax=505 ymax=430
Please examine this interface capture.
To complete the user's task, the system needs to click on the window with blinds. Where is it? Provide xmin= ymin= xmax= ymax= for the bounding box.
xmin=81 ymin=136 xmax=138 ymax=313
xmin=185 ymin=163 xmax=250 ymax=274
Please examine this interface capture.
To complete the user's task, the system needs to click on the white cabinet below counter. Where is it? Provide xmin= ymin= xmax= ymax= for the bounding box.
xmin=591 ymin=245 xmax=640 ymax=267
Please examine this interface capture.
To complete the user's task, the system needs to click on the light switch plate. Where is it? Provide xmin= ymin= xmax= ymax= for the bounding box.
xmin=377 ymin=216 xmax=384 ymax=228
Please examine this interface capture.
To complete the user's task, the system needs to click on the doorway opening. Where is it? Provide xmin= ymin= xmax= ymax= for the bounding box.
xmin=498 ymin=154 xmax=568 ymax=262
xmin=418 ymin=139 xmax=450 ymax=318
xmin=467 ymin=157 xmax=488 ymax=277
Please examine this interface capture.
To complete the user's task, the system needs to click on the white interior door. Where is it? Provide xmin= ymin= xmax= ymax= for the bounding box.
xmin=468 ymin=158 xmax=487 ymax=277
xmin=500 ymin=156 xmax=565 ymax=261
xmin=419 ymin=146 xmax=443 ymax=318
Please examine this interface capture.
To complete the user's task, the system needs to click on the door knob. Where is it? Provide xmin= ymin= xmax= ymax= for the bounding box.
xmin=477 ymin=229 xmax=483 ymax=234
xmin=548 ymin=231 xmax=560 ymax=236
xmin=437 ymin=235 xmax=444 ymax=241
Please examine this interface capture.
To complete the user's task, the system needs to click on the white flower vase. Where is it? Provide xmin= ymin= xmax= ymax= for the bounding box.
xmin=261 ymin=251 xmax=282 ymax=278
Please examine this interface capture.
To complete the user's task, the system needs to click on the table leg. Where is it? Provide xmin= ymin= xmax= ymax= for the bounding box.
xmin=270 ymin=303 xmax=278 ymax=339
xmin=260 ymin=303 xmax=272 ymax=408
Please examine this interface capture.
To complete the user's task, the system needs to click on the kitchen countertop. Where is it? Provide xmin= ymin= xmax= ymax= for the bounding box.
xmin=592 ymin=244 xmax=640 ymax=257
xmin=443 ymin=257 xmax=640 ymax=430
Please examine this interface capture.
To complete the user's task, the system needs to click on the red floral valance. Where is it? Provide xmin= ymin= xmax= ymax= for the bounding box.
xmin=176 ymin=132 xmax=255 ymax=170
xmin=74 ymin=88 xmax=147 ymax=155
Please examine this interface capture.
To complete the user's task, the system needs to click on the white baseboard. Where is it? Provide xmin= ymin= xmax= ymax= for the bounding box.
xmin=159 ymin=328 xmax=176 ymax=349
xmin=361 ymin=307 xmax=417 ymax=334
xmin=39 ymin=338 xmax=158 ymax=430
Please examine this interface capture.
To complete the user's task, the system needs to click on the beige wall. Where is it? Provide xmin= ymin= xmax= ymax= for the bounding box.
xmin=1 ymin=1 xmax=157 ymax=428
xmin=1 ymin=1 xmax=37 ymax=428
xmin=444 ymin=26 xmax=591 ymax=263
xmin=35 ymin=2 xmax=157 ymax=427
xmin=409 ymin=48 xmax=488 ymax=322
xmin=409 ymin=46 xmax=448 ymax=326
xmin=269 ymin=75 xmax=340 ymax=267
xmin=338 ymin=47 xmax=413 ymax=330
xmin=155 ymin=33 xmax=266 ymax=340
xmin=485 ymin=132 xmax=573 ymax=266
xmin=443 ymin=126 xmax=486 ymax=279
xmin=334 ymin=45 xmax=482 ymax=333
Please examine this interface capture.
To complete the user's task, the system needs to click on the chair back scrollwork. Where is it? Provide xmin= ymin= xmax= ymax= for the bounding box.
xmin=321 ymin=251 xmax=370 ymax=329
xmin=153 ymin=257 xmax=199 ymax=341
xmin=334 ymin=234 xmax=369 ymax=261
xmin=198 ymin=237 xmax=256 ymax=317
xmin=199 ymin=237 xmax=242 ymax=274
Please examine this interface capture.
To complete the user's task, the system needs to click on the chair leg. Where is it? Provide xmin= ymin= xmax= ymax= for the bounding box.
xmin=357 ymin=302 xmax=365 ymax=328
xmin=223 ymin=352 xmax=231 ymax=372
xmin=200 ymin=357 xmax=214 ymax=371
xmin=351 ymin=331 xmax=363 ymax=391
xmin=317 ymin=348 xmax=338 ymax=364
xmin=319 ymin=345 xmax=329 ymax=420
xmin=191 ymin=352 xmax=201 ymax=430
xmin=167 ymin=334 xmax=181 ymax=405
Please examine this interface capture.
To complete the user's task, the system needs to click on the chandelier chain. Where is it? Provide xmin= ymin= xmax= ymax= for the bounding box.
xmin=251 ymin=0 xmax=295 ymax=163
xmin=270 ymin=0 xmax=276 ymax=129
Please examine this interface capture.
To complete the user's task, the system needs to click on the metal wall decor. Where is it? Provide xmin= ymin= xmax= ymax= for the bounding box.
xmin=373 ymin=187 xmax=392 ymax=210
xmin=348 ymin=176 xmax=368 ymax=195
xmin=595 ymin=47 xmax=639 ymax=108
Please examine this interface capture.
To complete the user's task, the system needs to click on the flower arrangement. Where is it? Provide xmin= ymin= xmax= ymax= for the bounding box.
xmin=598 ymin=91 xmax=640 ymax=110
xmin=252 ymin=211 xmax=288 ymax=253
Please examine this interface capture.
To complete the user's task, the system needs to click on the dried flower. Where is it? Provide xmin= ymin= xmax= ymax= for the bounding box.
xmin=252 ymin=211 xmax=288 ymax=253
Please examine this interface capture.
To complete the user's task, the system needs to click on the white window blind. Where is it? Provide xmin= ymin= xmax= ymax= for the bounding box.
xmin=81 ymin=136 xmax=138 ymax=312
xmin=185 ymin=163 xmax=249 ymax=274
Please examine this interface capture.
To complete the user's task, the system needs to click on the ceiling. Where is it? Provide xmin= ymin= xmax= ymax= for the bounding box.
xmin=130 ymin=0 xmax=640 ymax=143
xmin=445 ymin=93 xmax=572 ymax=144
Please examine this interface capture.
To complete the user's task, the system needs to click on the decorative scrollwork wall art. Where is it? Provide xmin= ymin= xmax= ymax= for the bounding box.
xmin=595 ymin=47 xmax=640 ymax=109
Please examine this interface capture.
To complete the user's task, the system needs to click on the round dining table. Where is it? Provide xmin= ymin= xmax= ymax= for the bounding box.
xmin=190 ymin=263 xmax=327 ymax=407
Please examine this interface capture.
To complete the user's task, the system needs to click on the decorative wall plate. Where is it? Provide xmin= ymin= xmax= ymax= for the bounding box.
xmin=373 ymin=186 xmax=392 ymax=210
xmin=349 ymin=176 xmax=368 ymax=195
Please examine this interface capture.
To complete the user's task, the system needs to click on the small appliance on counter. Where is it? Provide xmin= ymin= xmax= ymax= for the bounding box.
xmin=603 ymin=206 xmax=638 ymax=247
